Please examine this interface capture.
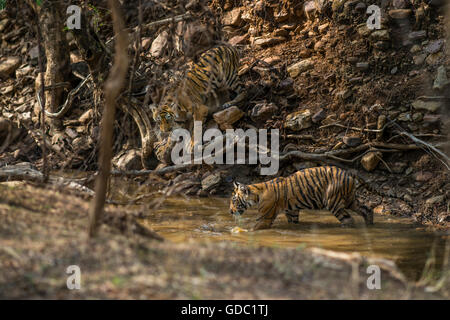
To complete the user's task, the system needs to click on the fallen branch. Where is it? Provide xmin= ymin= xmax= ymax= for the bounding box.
xmin=319 ymin=122 xmax=386 ymax=133
xmin=0 ymin=164 xmax=94 ymax=196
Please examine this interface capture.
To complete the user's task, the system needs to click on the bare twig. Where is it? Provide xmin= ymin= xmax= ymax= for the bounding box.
xmin=88 ymin=0 xmax=129 ymax=238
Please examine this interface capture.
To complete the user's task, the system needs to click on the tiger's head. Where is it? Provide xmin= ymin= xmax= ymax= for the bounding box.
xmin=230 ymin=182 xmax=257 ymax=215
xmin=151 ymin=103 xmax=176 ymax=133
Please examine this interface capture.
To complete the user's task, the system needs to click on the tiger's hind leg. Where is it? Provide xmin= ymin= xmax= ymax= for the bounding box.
xmin=334 ymin=209 xmax=355 ymax=226
xmin=285 ymin=210 xmax=299 ymax=224
xmin=351 ymin=199 xmax=374 ymax=225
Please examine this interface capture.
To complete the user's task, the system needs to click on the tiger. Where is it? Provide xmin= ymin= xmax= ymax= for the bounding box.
xmin=151 ymin=45 xmax=245 ymax=134
xmin=229 ymin=166 xmax=400 ymax=231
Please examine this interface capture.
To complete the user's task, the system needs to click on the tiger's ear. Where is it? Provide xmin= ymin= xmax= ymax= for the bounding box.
xmin=234 ymin=181 xmax=248 ymax=193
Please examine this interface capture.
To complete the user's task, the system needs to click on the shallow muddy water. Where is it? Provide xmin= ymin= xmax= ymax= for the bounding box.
xmin=138 ymin=196 xmax=448 ymax=281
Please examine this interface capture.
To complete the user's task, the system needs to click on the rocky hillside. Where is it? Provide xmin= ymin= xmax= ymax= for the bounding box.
xmin=0 ymin=0 xmax=449 ymax=227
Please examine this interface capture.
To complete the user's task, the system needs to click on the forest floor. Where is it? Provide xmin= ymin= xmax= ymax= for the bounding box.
xmin=0 ymin=182 xmax=448 ymax=299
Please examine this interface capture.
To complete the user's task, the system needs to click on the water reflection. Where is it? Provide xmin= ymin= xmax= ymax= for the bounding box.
xmin=140 ymin=196 xmax=448 ymax=281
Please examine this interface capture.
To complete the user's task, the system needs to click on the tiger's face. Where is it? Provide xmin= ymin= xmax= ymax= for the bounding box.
xmin=230 ymin=182 xmax=256 ymax=215
xmin=151 ymin=104 xmax=176 ymax=133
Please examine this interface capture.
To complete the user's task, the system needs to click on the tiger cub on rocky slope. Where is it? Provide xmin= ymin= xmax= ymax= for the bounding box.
xmin=229 ymin=166 xmax=398 ymax=230
xmin=151 ymin=45 xmax=245 ymax=134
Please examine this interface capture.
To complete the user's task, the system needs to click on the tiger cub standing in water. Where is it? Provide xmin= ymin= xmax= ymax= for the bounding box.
xmin=151 ymin=45 xmax=245 ymax=134
xmin=230 ymin=166 xmax=380 ymax=231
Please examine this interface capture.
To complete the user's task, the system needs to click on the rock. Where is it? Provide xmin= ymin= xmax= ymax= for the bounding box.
xmin=284 ymin=110 xmax=312 ymax=131
xmin=141 ymin=37 xmax=152 ymax=50
xmin=412 ymin=112 xmax=423 ymax=122
xmin=373 ymin=205 xmax=391 ymax=215
xmin=433 ymin=65 xmax=449 ymax=90
xmin=373 ymin=41 xmax=390 ymax=50
xmin=357 ymin=24 xmax=371 ymax=37
xmin=312 ymin=108 xmax=326 ymax=124
xmin=213 ymin=106 xmax=244 ymax=130
xmin=371 ymin=30 xmax=390 ymax=41
xmin=222 ymin=8 xmax=243 ymax=26
xmin=412 ymin=99 xmax=441 ymax=112
xmin=79 ymin=109 xmax=94 ymax=124
xmin=424 ymin=39 xmax=444 ymax=54
xmin=150 ymin=31 xmax=168 ymax=57
xmin=250 ymin=103 xmax=278 ymax=122
xmin=0 ymin=18 xmax=9 ymax=33
xmin=390 ymin=66 xmax=398 ymax=75
xmin=254 ymin=37 xmax=286 ymax=48
xmin=393 ymin=0 xmax=409 ymax=9
xmin=115 ymin=149 xmax=142 ymax=170
xmin=0 ymin=56 xmax=21 ymax=79
xmin=397 ymin=112 xmax=411 ymax=121
xmin=304 ymin=1 xmax=317 ymax=20
xmin=355 ymin=2 xmax=366 ymax=12
xmin=425 ymin=52 xmax=443 ymax=66
xmin=389 ymin=9 xmax=412 ymax=19
xmin=28 ymin=45 xmax=40 ymax=61
xmin=414 ymin=171 xmax=433 ymax=182
xmin=408 ymin=30 xmax=427 ymax=41
xmin=336 ymin=89 xmax=352 ymax=100
xmin=410 ymin=44 xmax=421 ymax=54
xmin=201 ymin=172 xmax=222 ymax=191
xmin=229 ymin=34 xmax=249 ymax=46
xmin=274 ymin=9 xmax=289 ymax=22
xmin=287 ymin=59 xmax=314 ymax=77
xmin=413 ymin=54 xmax=427 ymax=65
xmin=15 ymin=65 xmax=33 ymax=78
xmin=426 ymin=195 xmax=444 ymax=205
xmin=361 ymin=151 xmax=382 ymax=171
xmin=318 ymin=23 xmax=329 ymax=33
xmin=342 ymin=135 xmax=361 ymax=147
xmin=314 ymin=40 xmax=325 ymax=52
xmin=356 ymin=62 xmax=369 ymax=71
xmin=263 ymin=56 xmax=281 ymax=65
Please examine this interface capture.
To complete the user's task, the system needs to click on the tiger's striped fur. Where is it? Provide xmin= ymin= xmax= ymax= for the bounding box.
xmin=230 ymin=166 xmax=377 ymax=230
xmin=151 ymin=45 xmax=245 ymax=133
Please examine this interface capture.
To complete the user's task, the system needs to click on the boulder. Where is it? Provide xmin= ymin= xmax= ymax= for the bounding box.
xmin=388 ymin=9 xmax=412 ymax=19
xmin=361 ymin=151 xmax=382 ymax=171
xmin=312 ymin=108 xmax=326 ymax=124
xmin=0 ymin=56 xmax=21 ymax=79
xmin=433 ymin=65 xmax=449 ymax=90
xmin=228 ymin=34 xmax=249 ymax=46
xmin=284 ymin=110 xmax=312 ymax=131
xmin=250 ymin=103 xmax=278 ymax=122
xmin=254 ymin=37 xmax=286 ymax=48
xmin=287 ymin=59 xmax=314 ymax=77
xmin=222 ymin=8 xmax=243 ymax=26
xmin=150 ymin=31 xmax=169 ymax=57
xmin=412 ymin=99 xmax=441 ymax=112
xmin=342 ymin=135 xmax=361 ymax=147
xmin=202 ymin=172 xmax=222 ymax=191
xmin=213 ymin=106 xmax=244 ymax=130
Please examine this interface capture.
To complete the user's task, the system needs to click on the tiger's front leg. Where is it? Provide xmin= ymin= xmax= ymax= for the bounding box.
xmin=285 ymin=210 xmax=299 ymax=224
xmin=252 ymin=206 xmax=278 ymax=231
xmin=252 ymin=217 xmax=276 ymax=231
